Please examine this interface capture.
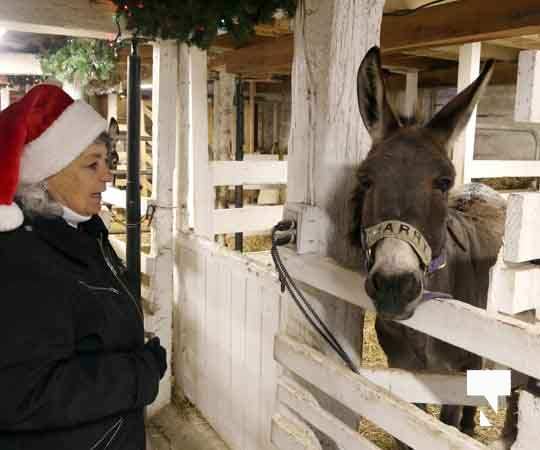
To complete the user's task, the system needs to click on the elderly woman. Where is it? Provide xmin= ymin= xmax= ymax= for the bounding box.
xmin=0 ymin=85 xmax=166 ymax=450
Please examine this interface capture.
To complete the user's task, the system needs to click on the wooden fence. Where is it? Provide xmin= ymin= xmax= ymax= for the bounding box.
xmin=176 ymin=192 xmax=540 ymax=450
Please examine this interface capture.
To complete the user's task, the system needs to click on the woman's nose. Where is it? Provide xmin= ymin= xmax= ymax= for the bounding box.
xmin=102 ymin=166 xmax=113 ymax=182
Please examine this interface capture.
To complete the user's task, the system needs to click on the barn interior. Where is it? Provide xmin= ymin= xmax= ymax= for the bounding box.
xmin=1 ymin=1 xmax=540 ymax=449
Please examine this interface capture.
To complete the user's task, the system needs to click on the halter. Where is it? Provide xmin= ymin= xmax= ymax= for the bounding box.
xmin=360 ymin=220 xmax=447 ymax=276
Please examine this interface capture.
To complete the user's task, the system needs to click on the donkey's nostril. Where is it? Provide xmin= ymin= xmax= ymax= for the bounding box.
xmin=397 ymin=272 xmax=422 ymax=303
xmin=371 ymin=272 xmax=384 ymax=291
xmin=366 ymin=271 xmax=421 ymax=306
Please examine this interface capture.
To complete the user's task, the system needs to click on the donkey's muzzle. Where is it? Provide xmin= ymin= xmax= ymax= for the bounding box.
xmin=365 ymin=271 xmax=422 ymax=318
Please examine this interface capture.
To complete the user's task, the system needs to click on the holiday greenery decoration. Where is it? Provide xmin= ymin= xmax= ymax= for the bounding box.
xmin=7 ymin=75 xmax=45 ymax=90
xmin=40 ymin=39 xmax=117 ymax=87
xmin=112 ymin=0 xmax=297 ymax=49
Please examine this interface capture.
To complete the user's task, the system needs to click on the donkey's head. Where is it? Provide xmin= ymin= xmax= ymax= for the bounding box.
xmin=352 ymin=47 xmax=494 ymax=320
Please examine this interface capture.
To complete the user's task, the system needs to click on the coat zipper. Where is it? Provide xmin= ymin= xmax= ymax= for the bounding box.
xmin=97 ymin=235 xmax=145 ymax=326
xmin=89 ymin=417 xmax=124 ymax=450
xmin=78 ymin=280 xmax=120 ymax=295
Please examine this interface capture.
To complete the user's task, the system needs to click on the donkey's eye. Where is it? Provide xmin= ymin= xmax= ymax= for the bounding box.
xmin=434 ymin=177 xmax=453 ymax=193
xmin=358 ymin=177 xmax=373 ymax=191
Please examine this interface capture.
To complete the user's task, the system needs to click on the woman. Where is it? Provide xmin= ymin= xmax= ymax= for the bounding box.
xmin=0 ymin=85 xmax=166 ymax=449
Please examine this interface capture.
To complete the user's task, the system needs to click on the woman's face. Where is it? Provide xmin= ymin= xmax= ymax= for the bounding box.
xmin=46 ymin=142 xmax=113 ymax=216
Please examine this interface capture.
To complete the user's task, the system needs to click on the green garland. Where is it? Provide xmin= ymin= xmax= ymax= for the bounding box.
xmin=40 ymin=39 xmax=117 ymax=87
xmin=112 ymin=0 xmax=297 ymax=49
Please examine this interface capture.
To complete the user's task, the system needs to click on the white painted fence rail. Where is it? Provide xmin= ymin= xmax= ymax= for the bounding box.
xmin=274 ymin=335 xmax=487 ymax=450
xmin=213 ymin=205 xmax=284 ymax=234
xmin=469 ymin=160 xmax=540 ymax=179
xmin=211 ymin=160 xmax=287 ymax=186
xmin=209 ymin=160 xmax=287 ymax=236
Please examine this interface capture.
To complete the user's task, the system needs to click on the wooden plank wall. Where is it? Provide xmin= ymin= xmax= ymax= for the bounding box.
xmin=177 ymin=234 xmax=282 ymax=450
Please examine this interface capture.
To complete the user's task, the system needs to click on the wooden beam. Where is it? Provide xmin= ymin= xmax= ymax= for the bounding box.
xmin=403 ymin=72 xmax=418 ymax=118
xmin=381 ymin=0 xmax=540 ymax=53
xmin=503 ymin=192 xmax=540 ymax=263
xmin=209 ymin=34 xmax=294 ymax=74
xmin=512 ymin=391 xmax=540 ymax=449
xmin=0 ymin=52 xmax=42 ymax=75
xmin=0 ymin=0 xmax=116 ymax=39
xmin=405 ymin=43 xmax=520 ymax=62
xmin=209 ymin=34 xmax=456 ymax=75
xmin=191 ymin=48 xmax=214 ymax=239
xmin=146 ymin=40 xmax=178 ymax=415
xmin=453 ymin=42 xmax=481 ymax=186
xmin=515 ymin=50 xmax=540 ymax=122
xmin=211 ymin=0 xmax=540 ymax=76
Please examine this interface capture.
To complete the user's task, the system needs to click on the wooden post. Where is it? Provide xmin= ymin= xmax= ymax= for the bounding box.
xmin=191 ymin=47 xmax=214 ymax=239
xmin=173 ymin=44 xmax=191 ymax=401
xmin=403 ymin=71 xmax=418 ymax=119
xmin=107 ymin=93 xmax=118 ymax=123
xmin=0 ymin=86 xmax=10 ymax=110
xmin=146 ymin=40 xmax=177 ymax=416
xmin=286 ymin=1 xmax=385 ymax=448
xmin=453 ymin=42 xmax=481 ymax=186
xmin=212 ymin=71 xmax=236 ymax=245
xmin=272 ymin=102 xmax=279 ymax=151
xmin=249 ymin=81 xmax=256 ymax=152
xmin=515 ymin=50 xmax=540 ymax=123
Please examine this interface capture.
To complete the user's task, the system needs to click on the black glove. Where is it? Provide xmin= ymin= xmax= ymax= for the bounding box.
xmin=143 ymin=337 xmax=167 ymax=379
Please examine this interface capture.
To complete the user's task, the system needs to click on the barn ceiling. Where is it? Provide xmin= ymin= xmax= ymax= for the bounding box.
xmin=0 ymin=30 xmax=65 ymax=54
xmin=3 ymin=0 xmax=540 ymax=90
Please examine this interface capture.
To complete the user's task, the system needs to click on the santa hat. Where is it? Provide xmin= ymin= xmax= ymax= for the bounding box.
xmin=0 ymin=84 xmax=107 ymax=232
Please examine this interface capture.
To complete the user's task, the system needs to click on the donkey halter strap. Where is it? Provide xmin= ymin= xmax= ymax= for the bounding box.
xmin=364 ymin=220 xmax=433 ymax=269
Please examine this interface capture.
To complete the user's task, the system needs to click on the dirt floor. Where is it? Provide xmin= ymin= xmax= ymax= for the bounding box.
xmin=148 ymin=396 xmax=230 ymax=450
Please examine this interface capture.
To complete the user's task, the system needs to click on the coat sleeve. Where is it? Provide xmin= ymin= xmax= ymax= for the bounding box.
xmin=0 ymin=267 xmax=160 ymax=431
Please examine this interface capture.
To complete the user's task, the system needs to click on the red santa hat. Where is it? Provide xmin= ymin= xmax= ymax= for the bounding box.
xmin=0 ymin=84 xmax=107 ymax=232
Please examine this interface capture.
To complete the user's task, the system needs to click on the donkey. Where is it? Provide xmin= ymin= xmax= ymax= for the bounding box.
xmin=352 ymin=47 xmax=517 ymax=450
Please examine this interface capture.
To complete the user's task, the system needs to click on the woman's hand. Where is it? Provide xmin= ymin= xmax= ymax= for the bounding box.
xmin=142 ymin=337 xmax=167 ymax=379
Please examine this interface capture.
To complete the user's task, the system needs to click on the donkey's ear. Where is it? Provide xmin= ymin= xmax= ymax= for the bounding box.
xmin=426 ymin=60 xmax=495 ymax=151
xmin=357 ymin=46 xmax=400 ymax=142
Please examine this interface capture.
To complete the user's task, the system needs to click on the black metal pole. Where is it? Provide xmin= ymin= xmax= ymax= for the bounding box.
xmin=234 ymin=79 xmax=244 ymax=252
xmin=126 ymin=39 xmax=141 ymax=303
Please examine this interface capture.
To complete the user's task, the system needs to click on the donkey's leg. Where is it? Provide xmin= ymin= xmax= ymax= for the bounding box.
xmin=460 ymin=406 xmax=477 ymax=436
xmin=490 ymin=388 xmax=520 ymax=450
xmin=375 ymin=319 xmax=428 ymax=450
xmin=440 ymin=405 xmax=463 ymax=428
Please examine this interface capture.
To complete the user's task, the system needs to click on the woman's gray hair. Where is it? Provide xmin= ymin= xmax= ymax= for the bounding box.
xmin=15 ymin=131 xmax=112 ymax=218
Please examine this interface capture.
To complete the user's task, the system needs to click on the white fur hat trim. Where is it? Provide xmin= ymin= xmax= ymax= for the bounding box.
xmin=19 ymin=100 xmax=107 ymax=184
xmin=0 ymin=203 xmax=24 ymax=232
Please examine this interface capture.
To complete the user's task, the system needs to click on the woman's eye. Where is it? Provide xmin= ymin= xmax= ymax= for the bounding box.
xmin=87 ymin=162 xmax=98 ymax=170
xmin=434 ymin=177 xmax=453 ymax=193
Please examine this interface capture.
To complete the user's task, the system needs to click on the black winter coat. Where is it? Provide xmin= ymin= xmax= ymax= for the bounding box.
xmin=0 ymin=214 xmax=160 ymax=450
